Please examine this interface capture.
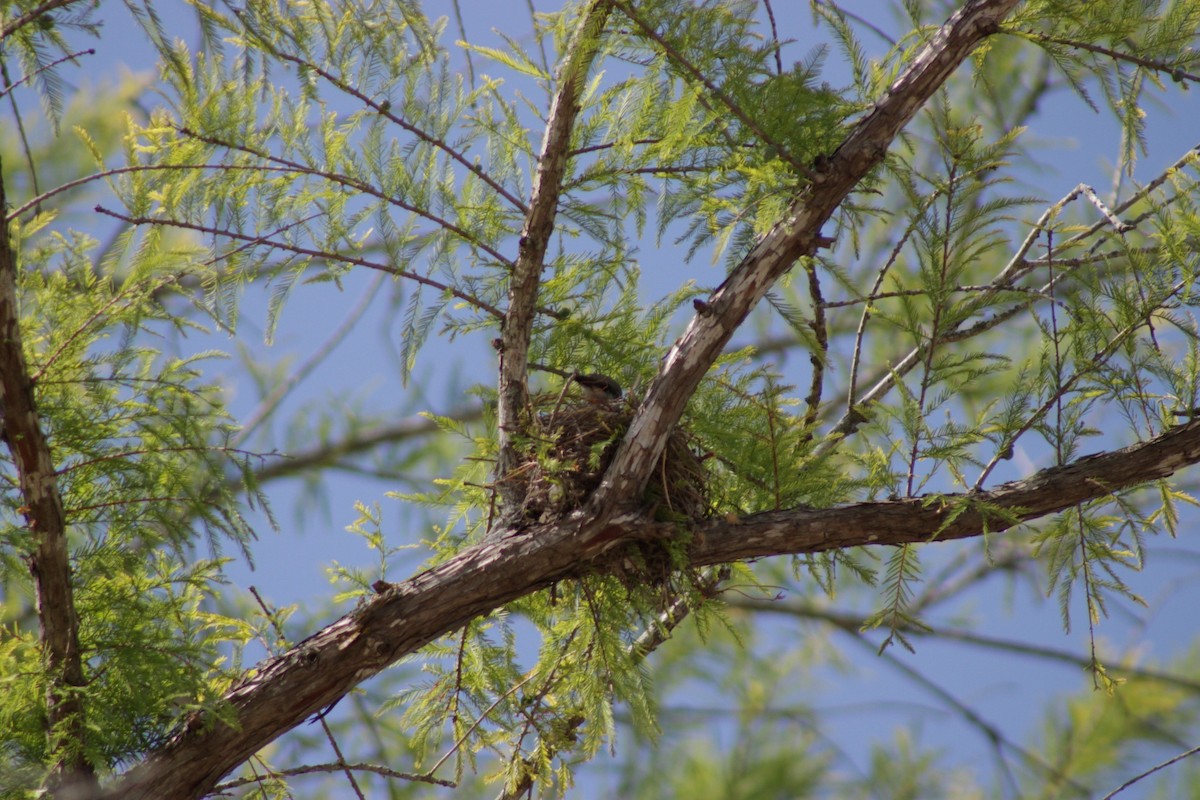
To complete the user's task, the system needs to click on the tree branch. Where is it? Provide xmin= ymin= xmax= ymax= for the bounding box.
xmin=0 ymin=0 xmax=81 ymax=40
xmin=730 ymin=596 xmax=1200 ymax=694
xmin=495 ymin=0 xmax=613 ymax=511
xmin=1015 ymin=29 xmax=1200 ymax=86
xmin=93 ymin=207 xmax=505 ymax=319
xmin=0 ymin=161 xmax=97 ymax=796
xmin=585 ymin=0 xmax=1022 ymax=532
xmin=241 ymin=403 xmax=484 ymax=486
xmin=101 ymin=408 xmax=1200 ymax=800
xmin=688 ymin=420 xmax=1200 ymax=566
xmin=171 ymin=126 xmax=517 ymax=269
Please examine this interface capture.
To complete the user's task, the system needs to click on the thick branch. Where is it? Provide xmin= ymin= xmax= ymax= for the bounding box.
xmin=688 ymin=419 xmax=1200 ymax=565
xmin=102 ymin=419 xmax=1200 ymax=800
xmin=495 ymin=1 xmax=612 ymax=510
xmin=102 ymin=510 xmax=610 ymax=800
xmin=0 ymin=160 xmax=96 ymax=796
xmin=587 ymin=0 xmax=1021 ymax=529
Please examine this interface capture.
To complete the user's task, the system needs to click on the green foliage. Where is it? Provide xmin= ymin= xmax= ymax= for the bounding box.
xmin=0 ymin=0 xmax=102 ymax=133
xmin=1027 ymin=650 xmax=1200 ymax=798
xmin=118 ymin=0 xmax=530 ymax=362
xmin=0 ymin=54 xmax=263 ymax=782
xmin=5 ymin=0 xmax=1200 ymax=797
xmin=1009 ymin=0 xmax=1200 ymax=172
xmin=0 ymin=232 xmax=256 ymax=779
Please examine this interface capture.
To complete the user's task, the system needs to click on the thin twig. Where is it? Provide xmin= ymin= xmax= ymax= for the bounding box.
xmin=860 ymin=636 xmax=1086 ymax=796
xmin=497 ymin=569 xmax=730 ymax=800
xmin=845 ymin=191 xmax=939 ymax=408
xmin=176 ymin=125 xmax=515 ymax=268
xmin=3 ymin=59 xmax=40 ymax=214
xmin=973 ymin=274 xmax=1191 ymax=488
xmin=243 ymin=404 xmax=482 ymax=486
xmin=823 ymin=174 xmax=1160 ymax=458
xmin=231 ymin=6 xmax=529 ymax=214
xmin=609 ymin=0 xmax=817 ymax=181
xmin=30 ymin=273 xmax=177 ymax=385
xmin=0 ymin=47 xmax=95 ymax=102
xmin=424 ymin=672 xmax=538 ymax=780
xmin=1100 ymin=743 xmax=1200 ymax=800
xmin=904 ymin=160 xmax=959 ymax=497
xmin=812 ymin=0 xmax=895 ymax=47
xmin=761 ymin=0 xmax=783 ymax=75
xmin=802 ymin=261 xmax=828 ymax=436
xmin=1057 ymin=145 xmax=1199 ymax=254
xmin=732 ymin=596 xmax=1200 ymax=693
xmin=7 ymin=162 xmax=302 ymax=222
xmin=94 ymin=206 xmax=505 ymax=318
xmin=1014 ymin=29 xmax=1200 ymax=86
xmin=232 ymin=271 xmax=385 ymax=448
xmin=451 ymin=0 xmax=476 ymax=89
xmin=824 ymin=281 xmax=1052 ymax=309
xmin=216 ymin=762 xmax=455 ymax=791
xmin=0 ymin=0 xmax=79 ymax=40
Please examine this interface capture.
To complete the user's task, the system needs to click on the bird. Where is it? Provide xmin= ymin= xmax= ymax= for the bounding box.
xmin=572 ymin=372 xmax=622 ymax=404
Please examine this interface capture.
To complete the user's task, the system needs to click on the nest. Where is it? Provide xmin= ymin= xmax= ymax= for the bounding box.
xmin=506 ymin=399 xmax=709 ymax=526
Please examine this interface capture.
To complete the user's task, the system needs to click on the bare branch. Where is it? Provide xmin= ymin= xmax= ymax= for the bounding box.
xmin=1100 ymin=743 xmax=1200 ymax=800
xmin=231 ymin=272 xmax=385 ymax=449
xmin=1014 ymin=29 xmax=1200 ymax=87
xmin=7 ymin=163 xmax=302 ymax=222
xmin=241 ymin=404 xmax=484 ymax=486
xmin=731 ymin=597 xmax=1200 ymax=693
xmin=800 ymin=263 xmax=828 ymax=434
xmin=215 ymin=761 xmax=455 ymax=791
xmin=820 ymin=171 xmax=1160 ymax=456
xmin=0 ymin=47 xmax=95 ymax=102
xmin=973 ymin=275 xmax=1190 ymax=488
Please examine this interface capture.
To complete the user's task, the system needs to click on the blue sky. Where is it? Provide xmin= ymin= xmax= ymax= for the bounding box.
xmin=46 ymin=1 xmax=1200 ymax=795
